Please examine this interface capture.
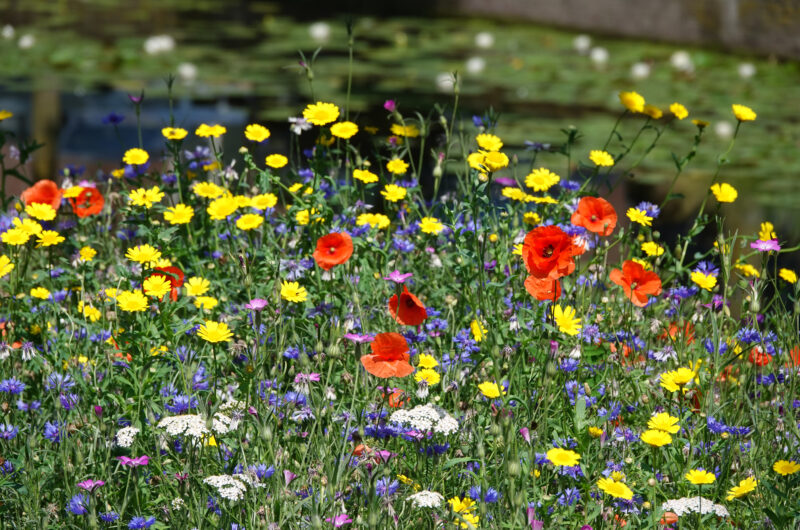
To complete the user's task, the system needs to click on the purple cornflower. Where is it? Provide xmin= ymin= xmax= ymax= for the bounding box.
xmin=77 ymin=479 xmax=105 ymax=492
xmin=127 ymin=516 xmax=156 ymax=529
xmin=43 ymin=421 xmax=63 ymax=443
xmin=245 ymin=298 xmax=268 ymax=311
xmin=100 ymin=512 xmax=119 ymax=523
xmin=45 ymin=373 xmax=75 ymax=392
xmin=66 ymin=493 xmax=89 ymax=515
xmin=751 ymin=239 xmax=780 ymax=252
xmin=326 ymin=513 xmax=353 ymax=528
xmin=102 ymin=112 xmax=124 ymax=125
xmin=0 ymin=377 xmax=25 ymax=394
xmin=117 ymin=455 xmax=149 ymax=467
xmin=636 ymin=201 xmax=660 ymax=219
xmin=383 ymin=270 xmax=413 ymax=284
xmin=694 ymin=261 xmax=719 ymax=277
xmin=375 ymin=477 xmax=399 ymax=497
xmin=558 ymin=487 xmax=581 ymax=506
xmin=164 ymin=394 xmax=198 ymax=414
xmin=0 ymin=424 xmax=18 ymax=439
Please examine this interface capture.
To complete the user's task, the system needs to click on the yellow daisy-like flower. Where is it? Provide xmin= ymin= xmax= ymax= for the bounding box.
xmin=265 ymin=154 xmax=288 ymax=169
xmin=197 ymin=320 xmax=233 ymax=343
xmin=640 ymin=429 xmax=672 ymax=447
xmin=123 ymin=148 xmax=149 ymax=166
xmin=78 ymin=246 xmax=96 ymax=262
xmin=61 ymin=185 xmax=83 ymax=199
xmin=627 ymin=207 xmax=653 ymax=227
xmin=116 ymin=290 xmax=149 ymax=312
xmin=194 ymin=181 xmax=225 ymax=199
xmin=390 ymin=123 xmax=420 ymax=138
xmin=773 ymin=460 xmax=800 ymax=476
xmin=588 ymin=427 xmax=604 ymax=438
xmin=0 ymin=255 xmax=14 ymax=278
xmin=732 ymin=104 xmax=756 ymax=122
xmin=525 ymin=168 xmax=560 ymax=192
xmin=419 ymin=217 xmax=444 ymax=235
xmin=648 ymin=412 xmax=680 ymax=434
xmin=660 ymin=367 xmax=696 ymax=392
xmin=710 ymin=183 xmax=737 ymax=203
xmin=236 ymin=213 xmax=264 ymax=231
xmin=779 ymin=268 xmax=798 ymax=284
xmin=589 ymin=150 xmax=614 ymax=167
xmin=759 ymin=221 xmax=776 ymax=241
xmin=295 ymin=208 xmax=323 ymax=226
xmin=125 ymin=244 xmax=162 ymax=265
xmin=244 ymin=124 xmax=271 ymax=142
xmin=185 ymin=277 xmax=210 ymax=296
xmin=36 ymin=230 xmax=65 ymax=248
xmin=194 ymin=296 xmax=219 ymax=310
xmin=103 ymin=288 xmax=118 ymax=301
xmin=685 ymin=469 xmax=716 ymax=485
xmin=512 ymin=243 xmax=523 ymax=256
xmin=0 ymin=110 xmax=13 ymax=121
xmin=143 ymin=275 xmax=171 ymax=298
xmin=13 ymin=217 xmax=43 ymax=236
xmin=80 ymin=303 xmax=102 ymax=322
xmin=356 ymin=213 xmax=390 ymax=230
xmin=207 ymin=195 xmax=239 ymax=220
xmin=631 ymin=258 xmax=651 ymax=270
xmin=478 ymin=382 xmax=504 ymax=399
xmin=196 ymin=123 xmax=227 ymax=137
xmin=726 ymin=477 xmax=757 ymax=501
xmin=734 ymin=262 xmax=760 ymax=278
xmin=546 ymin=447 xmax=581 ymax=467
xmin=414 ymin=368 xmax=440 ymax=386
xmin=25 ymin=202 xmax=56 ymax=221
xmin=164 ymin=204 xmax=194 ymax=225
xmin=281 ymin=281 xmax=308 ymax=303
xmin=129 ymin=186 xmax=165 ymax=209
xmin=30 ymin=286 xmax=51 ymax=299
xmin=597 ymin=478 xmax=633 ymax=500
xmin=417 ymin=354 xmax=439 ymax=369
xmin=641 ymin=241 xmax=664 ymax=256
xmin=251 ymin=193 xmax=278 ymax=210
xmin=353 ymin=168 xmax=378 ymax=184
xmin=670 ymin=102 xmax=689 ymax=120
xmin=691 ymin=271 xmax=717 ymax=291
xmin=381 ymin=184 xmax=407 ymax=203
xmin=481 ymin=151 xmax=509 ymax=172
xmin=303 ymin=102 xmax=340 ymax=126
xmin=330 ymin=121 xmax=358 ymax=139
xmin=475 ymin=133 xmax=503 ymax=152
xmin=619 ymin=91 xmax=645 ymax=113
xmin=467 ymin=151 xmax=487 ymax=172
xmin=643 ymin=104 xmax=663 ymax=119
xmin=523 ymin=212 xmax=541 ymax=225
xmin=162 ymin=127 xmax=188 ymax=140
xmin=386 ymin=158 xmax=409 ymax=175
xmin=553 ymin=305 xmax=581 ymax=336
xmin=502 ymin=187 xmax=527 ymax=201
xmin=1 ymin=228 xmax=30 ymax=246
xmin=470 ymin=319 xmax=487 ymax=342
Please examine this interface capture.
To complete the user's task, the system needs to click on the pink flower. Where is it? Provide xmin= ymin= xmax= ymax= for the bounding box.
xmin=283 ymin=470 xmax=297 ymax=486
xmin=245 ymin=298 xmax=268 ymax=311
xmin=383 ymin=100 xmax=396 ymax=113
xmin=343 ymin=333 xmax=374 ymax=344
xmin=117 ymin=455 xmax=149 ymax=467
xmin=325 ymin=514 xmax=353 ymax=528
xmin=750 ymin=239 xmax=781 ymax=252
xmin=77 ymin=479 xmax=105 ymax=492
xmin=383 ymin=270 xmax=413 ymax=284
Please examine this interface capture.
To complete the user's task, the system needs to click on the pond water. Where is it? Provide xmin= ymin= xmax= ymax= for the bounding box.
xmin=1 ymin=1 xmax=799 ymax=243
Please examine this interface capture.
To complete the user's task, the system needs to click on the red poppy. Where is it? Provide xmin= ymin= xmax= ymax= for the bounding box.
xmin=609 ymin=260 xmax=662 ymax=307
xmin=570 ymin=196 xmax=617 ymax=236
xmin=388 ymin=286 xmax=427 ymax=326
xmin=21 ymin=179 xmax=62 ymax=210
xmin=524 ymin=276 xmax=561 ymax=301
xmin=360 ymin=332 xmax=414 ymax=379
xmin=312 ymin=232 xmax=354 ymax=271
xmin=659 ymin=512 xmax=679 ymax=526
xmin=150 ymin=266 xmax=185 ymax=302
xmin=521 ymin=225 xmax=582 ymax=280
xmin=659 ymin=322 xmax=695 ymax=345
xmin=748 ymin=346 xmax=772 ymax=366
xmin=381 ymin=389 xmax=409 ymax=408
xmin=69 ymin=187 xmax=105 ymax=218
xmin=788 ymin=346 xmax=800 ymax=368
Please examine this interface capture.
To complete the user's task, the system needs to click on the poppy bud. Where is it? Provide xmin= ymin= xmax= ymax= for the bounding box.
xmin=490 ymin=424 xmax=502 ymax=437
xmin=647 ymin=478 xmax=656 ymax=486
xmin=507 ymin=461 xmax=521 ymax=477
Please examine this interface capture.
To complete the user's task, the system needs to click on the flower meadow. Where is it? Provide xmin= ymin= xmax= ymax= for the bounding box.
xmin=1 ymin=69 xmax=800 ymax=529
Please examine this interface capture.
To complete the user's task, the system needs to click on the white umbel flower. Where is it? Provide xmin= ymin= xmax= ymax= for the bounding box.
xmin=115 ymin=426 xmax=140 ymax=448
xmin=390 ymin=404 xmax=458 ymax=435
xmin=662 ymin=496 xmax=730 ymax=517
xmin=407 ymin=490 xmax=444 ymax=508
xmin=203 ymin=475 xmax=249 ymax=501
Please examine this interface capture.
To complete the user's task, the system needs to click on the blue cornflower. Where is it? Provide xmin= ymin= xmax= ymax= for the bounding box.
xmin=560 ymin=179 xmax=581 ymax=191
xmin=694 ymin=261 xmax=719 ymax=277
xmin=737 ymin=328 xmax=761 ymax=345
xmin=102 ymin=112 xmax=124 ymax=125
xmin=636 ymin=201 xmax=660 ymax=219
xmin=484 ymin=488 xmax=501 ymax=503
xmin=392 ymin=237 xmax=415 ymax=253
xmin=165 ymin=394 xmax=198 ymax=414
xmin=59 ymin=392 xmax=80 ymax=411
xmin=557 ymin=487 xmax=581 ymax=506
xmin=375 ymin=477 xmax=399 ymax=497
xmin=468 ymin=485 xmax=482 ymax=501
xmin=43 ymin=421 xmax=63 ymax=443
xmin=560 ymin=358 xmax=579 ymax=372
xmin=100 ymin=512 xmax=120 ymax=523
xmin=45 ymin=373 xmax=75 ymax=392
xmin=66 ymin=493 xmax=89 ymax=515
xmin=192 ymin=365 xmax=209 ymax=391
xmin=0 ymin=377 xmax=26 ymax=395
xmin=128 ymin=516 xmax=157 ymax=529
xmin=249 ymin=464 xmax=275 ymax=480
xmin=16 ymin=399 xmax=40 ymax=412
xmin=0 ymin=424 xmax=18 ymax=440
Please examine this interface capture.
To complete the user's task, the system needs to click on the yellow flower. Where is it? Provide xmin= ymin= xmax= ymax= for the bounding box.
xmin=523 ymin=212 xmax=541 ymax=226
xmin=356 ymin=213 xmax=390 ymax=230
xmin=643 ymin=104 xmax=663 ymax=119
xmin=734 ymin=263 xmax=760 ymax=278
xmin=207 ymin=195 xmax=238 ymax=220
xmin=589 ymin=150 xmax=614 ymax=167
xmin=553 ymin=305 xmax=581 ymax=336
xmin=773 ymin=460 xmax=800 ymax=476
xmin=417 ymin=354 xmax=439 ymax=369
xmin=619 ymin=91 xmax=645 ymax=113
xmin=481 ymin=151 xmax=509 ymax=171
xmin=670 ymin=102 xmax=689 ymax=120
xmin=197 ymin=320 xmax=233 ymax=343
xmin=194 ymin=181 xmax=225 ymax=199
xmin=648 ymin=412 xmax=680 ymax=434
xmin=303 ymin=102 xmax=340 ymax=126
xmin=414 ymin=369 xmax=440 ymax=386
xmin=61 ymin=185 xmax=83 ymax=199
xmin=33 ymin=230 xmax=63 ymax=248
xmin=419 ymin=217 xmax=444 ymax=235
xmin=660 ymin=367 xmax=696 ymax=392
xmin=265 ymin=154 xmax=288 ymax=169
xmin=501 ymin=187 xmax=527 ymax=201
xmin=251 ymin=193 xmax=278 ymax=210
xmin=13 ymin=217 xmax=42 ymax=236
xmin=546 ymin=447 xmax=581 ymax=467
xmin=330 ymin=121 xmax=358 ymax=139
xmin=30 ymin=287 xmax=51 ymax=299
xmin=692 ymin=119 xmax=709 ymax=129
xmin=164 ymin=204 xmax=194 ymax=225
xmin=244 ymin=124 xmax=271 ymax=142
xmin=288 ymin=183 xmax=303 ymax=193
xmin=525 ymin=168 xmax=560 ymax=191
xmin=103 ymin=288 xmax=119 ymax=301
xmin=685 ymin=469 xmax=716 ymax=485
xmin=80 ymin=303 xmax=102 ymax=322
xmin=597 ymin=478 xmax=633 ymax=500
xmin=162 ymin=127 xmax=188 ymax=140
xmin=116 ymin=290 xmax=149 ymax=312
xmin=691 ymin=271 xmax=717 ymax=291
xmin=194 ymin=296 xmax=219 ymax=310
xmin=25 ymin=202 xmax=56 ymax=221
xmin=732 ymin=104 xmax=756 ymax=122
xmin=0 ymin=110 xmax=13 ymax=121
xmin=123 ymin=148 xmax=149 ymax=165
xmin=779 ymin=268 xmax=798 ymax=284
xmin=295 ymin=208 xmax=323 ymax=225
xmin=627 ymin=207 xmax=653 ymax=227
xmin=759 ymin=222 xmax=776 ymax=241
xmin=640 ymin=429 xmax=672 ymax=447
xmin=281 ymin=281 xmax=307 ymax=303
xmin=726 ymin=477 xmax=757 ymax=501
xmin=2 ymin=229 xmax=29 ymax=246
xmin=125 ymin=244 xmax=161 ymax=265
xmin=381 ymin=184 xmax=407 ymax=202
xmin=710 ymin=183 xmax=737 ymax=203
xmin=78 ymin=246 xmax=96 ymax=262
xmin=467 ymin=151 xmax=487 ymax=172
xmin=390 ymin=123 xmax=420 ymax=138
xmin=478 ymin=382 xmax=504 ymax=399
xmin=195 ymin=123 xmax=227 ymax=137
xmin=641 ymin=241 xmax=664 ymax=256
xmin=353 ymin=169 xmax=378 ymax=184
xmin=0 ymin=255 xmax=14 ymax=278
xmin=470 ymin=320 xmax=487 ymax=342
xmin=111 ymin=169 xmax=125 ymax=179
xmin=475 ymin=133 xmax=503 ymax=152
xmin=236 ymin=213 xmax=264 ymax=231
xmin=588 ymin=427 xmax=604 ymax=438
xmin=386 ymin=158 xmax=409 ymax=175
xmin=129 ymin=186 xmax=164 ymax=208
xmin=512 ymin=243 xmax=523 ymax=256
xmin=143 ymin=275 xmax=171 ymax=298
xmin=185 ymin=277 xmax=210 ymax=296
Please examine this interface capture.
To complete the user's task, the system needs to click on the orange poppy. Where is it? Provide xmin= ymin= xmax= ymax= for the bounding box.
xmin=659 ymin=322 xmax=695 ymax=345
xmin=521 ymin=225 xmax=582 ymax=280
xmin=312 ymin=232 xmax=354 ymax=271
xmin=21 ymin=179 xmax=62 ymax=210
xmin=748 ymin=346 xmax=771 ymax=366
xmin=524 ymin=276 xmax=561 ymax=301
xmin=69 ymin=187 xmax=105 ymax=218
xmin=659 ymin=512 xmax=678 ymax=525
xmin=570 ymin=196 xmax=617 ymax=236
xmin=388 ymin=286 xmax=427 ymax=326
xmin=382 ymin=389 xmax=409 ymax=408
xmin=151 ymin=266 xmax=185 ymax=302
xmin=360 ymin=332 xmax=414 ymax=378
xmin=609 ymin=260 xmax=662 ymax=307
xmin=788 ymin=346 xmax=800 ymax=368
